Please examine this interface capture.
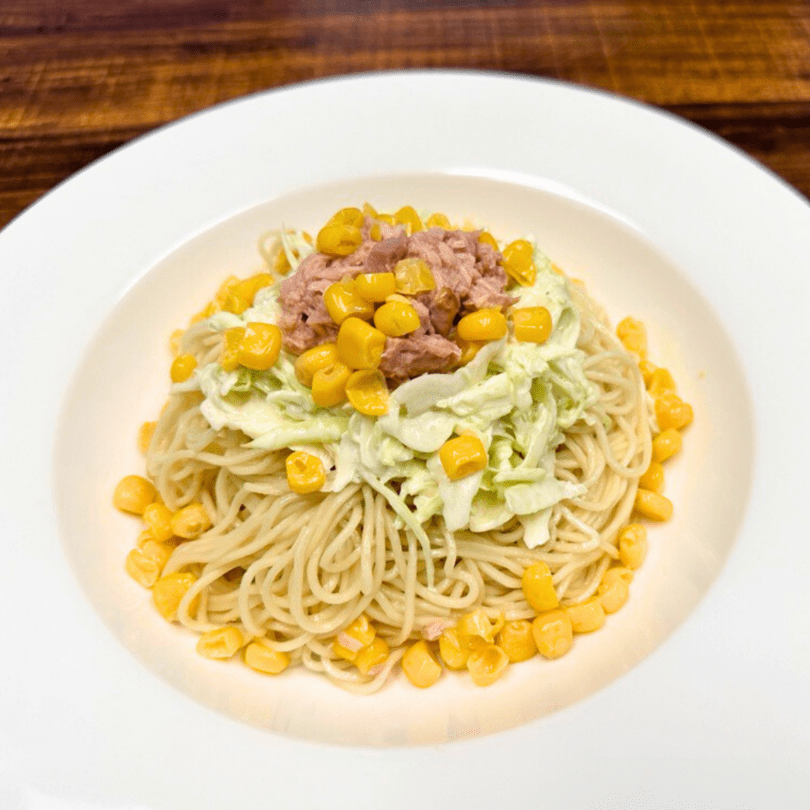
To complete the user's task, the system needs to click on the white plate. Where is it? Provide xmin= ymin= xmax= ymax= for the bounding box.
xmin=1 ymin=71 xmax=808 ymax=809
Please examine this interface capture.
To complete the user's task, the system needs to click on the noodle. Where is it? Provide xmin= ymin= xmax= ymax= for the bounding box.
xmin=142 ymin=270 xmax=653 ymax=692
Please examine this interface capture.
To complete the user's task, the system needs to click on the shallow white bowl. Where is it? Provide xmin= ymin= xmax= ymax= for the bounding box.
xmin=1 ymin=72 xmax=808 ymax=809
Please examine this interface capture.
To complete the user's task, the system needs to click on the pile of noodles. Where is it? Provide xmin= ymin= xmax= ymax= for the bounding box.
xmin=146 ymin=278 xmax=652 ymax=692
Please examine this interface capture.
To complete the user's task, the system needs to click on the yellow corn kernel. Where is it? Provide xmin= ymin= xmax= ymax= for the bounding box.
xmin=274 ymin=247 xmax=291 ymax=275
xmin=426 ymin=212 xmax=451 ymax=229
xmin=616 ymin=317 xmax=647 ymax=358
xmin=294 ymin=343 xmax=339 ymax=387
xmin=655 ymin=392 xmax=694 ymax=431
xmin=550 ymin=263 xmax=565 ymax=276
xmin=456 ymin=308 xmax=508 ymax=341
xmin=190 ymin=301 xmax=217 ymax=324
xmin=311 ymin=361 xmax=352 ymax=407
xmin=170 ymin=353 xmax=197 ymax=383
xmin=501 ymin=239 xmax=537 ymax=287
xmin=346 ymin=369 xmax=389 ymax=416
xmin=140 ymin=539 xmax=173 ymax=570
xmin=652 ymin=428 xmax=682 ymax=462
xmin=169 ymin=328 xmax=184 ymax=355
xmin=639 ymin=461 xmax=664 ymax=494
xmin=235 ymin=322 xmax=282 ymax=371
xmin=648 ymin=367 xmax=677 ymax=397
xmin=197 ymin=627 xmax=244 ymax=659
xmin=467 ymin=644 xmax=509 ymax=687
xmin=344 ymin=614 xmax=376 ymax=647
xmin=138 ymin=421 xmax=156 ymax=454
xmin=639 ymin=359 xmax=657 ymax=386
xmin=337 ymin=318 xmax=386 ymax=370
xmin=327 ymin=206 xmax=364 ymax=228
xmin=456 ymin=337 xmax=484 ymax=366
xmin=234 ymin=273 xmax=273 ymax=306
xmin=136 ymin=529 xmax=154 ymax=549
xmin=521 ymin=561 xmax=559 ymax=612
xmin=355 ymin=271 xmax=397 ymax=302
xmin=244 ymin=641 xmax=290 ymax=674
xmin=439 ymin=434 xmax=488 ymax=480
xmin=219 ymin=326 xmax=246 ymax=371
xmin=369 ymin=224 xmax=383 ymax=241
xmin=373 ymin=300 xmax=421 ymax=337
xmin=598 ymin=567 xmax=634 ymax=614
xmin=634 ymin=489 xmax=673 ymax=522
xmin=171 ymin=502 xmax=212 ymax=539
xmin=512 ymin=306 xmax=552 ymax=344
xmin=401 ymin=640 xmax=442 ymax=688
xmin=152 ymin=572 xmax=199 ymax=621
xmin=375 ymin=213 xmax=395 ymax=226
xmin=394 ymin=205 xmax=423 ymax=234
xmin=355 ymin=637 xmax=389 ymax=675
xmin=125 ymin=548 xmax=161 ymax=588
xmin=113 ymin=475 xmax=156 ymax=515
xmin=393 ymin=257 xmax=436 ymax=294
xmin=222 ymin=291 xmax=249 ymax=315
xmin=532 ymin=609 xmax=573 ymax=659
xmin=439 ymin=628 xmax=471 ymax=670
xmin=316 ymin=223 xmax=363 ymax=257
xmin=285 ymin=451 xmax=326 ymax=494
xmin=567 ymin=597 xmax=606 ymax=633
xmin=497 ymin=620 xmax=537 ymax=663
xmin=362 ymin=202 xmax=378 ymax=218
xmin=323 ymin=279 xmax=375 ymax=325
xmin=142 ymin=502 xmax=174 ymax=544
xmin=213 ymin=275 xmax=240 ymax=307
xmin=478 ymin=231 xmax=499 ymax=250
xmin=332 ymin=638 xmax=359 ymax=663
xmin=456 ymin=609 xmax=500 ymax=648
xmin=618 ymin=523 xmax=648 ymax=570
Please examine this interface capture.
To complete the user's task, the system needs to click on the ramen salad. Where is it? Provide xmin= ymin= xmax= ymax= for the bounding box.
xmin=113 ymin=204 xmax=692 ymax=692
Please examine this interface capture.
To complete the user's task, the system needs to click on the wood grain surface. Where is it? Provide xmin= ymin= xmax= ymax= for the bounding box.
xmin=1 ymin=0 xmax=809 ymax=228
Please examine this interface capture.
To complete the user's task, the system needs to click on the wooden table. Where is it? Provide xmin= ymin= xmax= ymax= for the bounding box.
xmin=2 ymin=0 xmax=809 ymax=229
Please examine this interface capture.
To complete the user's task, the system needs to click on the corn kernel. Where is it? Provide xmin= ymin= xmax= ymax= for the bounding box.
xmin=355 ymin=271 xmax=397 ymax=302
xmin=152 ymin=572 xmax=199 ymax=621
xmin=478 ymin=231 xmax=499 ymax=250
xmin=618 ymin=523 xmax=648 ymax=569
xmin=327 ymin=207 xmax=364 ymax=228
xmin=222 ymin=291 xmax=249 ymax=315
xmin=113 ymin=475 xmax=156 ymax=515
xmin=639 ymin=461 xmax=664 ymax=494
xmin=652 ymin=428 xmax=682 ymax=462
xmin=311 ymin=361 xmax=352 ymax=407
xmin=369 ymin=224 xmax=383 ymax=241
xmin=171 ymin=502 xmax=212 ymax=539
xmin=236 ymin=322 xmax=282 ymax=371
xmin=512 ymin=306 xmax=552 ymax=344
xmin=362 ymin=202 xmax=378 ymax=218
xmin=235 ymin=273 xmax=274 ymax=306
xmin=456 ymin=609 xmax=500 ymax=648
xmin=219 ymin=327 xmax=246 ymax=371
xmin=125 ymin=548 xmax=161 ymax=588
xmin=294 ymin=343 xmax=339 ymax=387
xmin=169 ymin=328 xmax=184 ymax=355
xmin=394 ymin=205 xmax=423 ymax=234
xmin=634 ymin=489 xmax=673 ymax=522
xmin=373 ymin=300 xmax=421 ymax=337
xmin=655 ymin=391 xmax=694 ymax=431
xmin=140 ymin=539 xmax=173 ymax=570
xmin=344 ymin=614 xmax=376 ymax=647
xmin=439 ymin=435 xmax=488 ymax=480
xmin=648 ymin=367 xmax=677 ymax=397
xmin=323 ymin=279 xmax=374 ymax=325
xmin=244 ymin=641 xmax=290 ymax=674
xmin=598 ymin=567 xmax=634 ymax=614
xmin=337 ymin=318 xmax=386 ymax=370
xmin=317 ymin=224 xmax=362 ymax=257
xmin=138 ymin=421 xmax=156 ymax=454
xmin=532 ymin=609 xmax=573 ymax=659
xmin=438 ymin=628 xmax=471 ymax=670
xmin=355 ymin=637 xmax=389 ymax=675
xmin=376 ymin=213 xmax=395 ymax=226
xmin=190 ymin=301 xmax=217 ymax=324
xmin=332 ymin=639 xmax=359 ymax=662
xmin=197 ymin=627 xmax=244 ymax=659
xmin=345 ymin=369 xmax=389 ymax=416
xmin=497 ymin=620 xmax=537 ymax=663
xmin=639 ymin=359 xmax=657 ymax=386
xmin=456 ymin=308 xmax=508 ymax=341
xmin=285 ymin=451 xmax=326 ymax=494
xmin=143 ymin=502 xmax=174 ymax=543
xmin=617 ymin=317 xmax=647 ymax=360
xmin=213 ymin=275 xmax=240 ymax=307
xmin=521 ymin=561 xmax=559 ymax=612
xmin=401 ymin=640 xmax=441 ymax=688
xmin=456 ymin=337 xmax=484 ymax=366
xmin=394 ymin=257 xmax=435 ymax=294
xmin=170 ymin=353 xmax=197 ymax=383
xmin=467 ymin=644 xmax=510 ymax=686
xmin=567 ymin=597 xmax=606 ymax=633
xmin=426 ymin=212 xmax=451 ymax=229
xmin=502 ymin=239 xmax=537 ymax=287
